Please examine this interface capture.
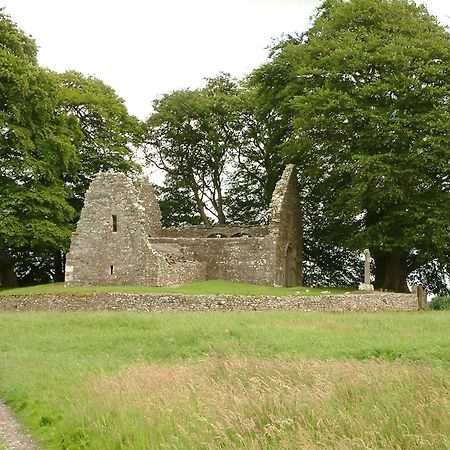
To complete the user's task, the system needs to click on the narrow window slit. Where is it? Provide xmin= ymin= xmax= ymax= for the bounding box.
xmin=112 ymin=215 xmax=117 ymax=232
xmin=110 ymin=265 xmax=114 ymax=275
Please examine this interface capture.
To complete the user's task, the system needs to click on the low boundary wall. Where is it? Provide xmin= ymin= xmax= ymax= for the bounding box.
xmin=0 ymin=291 xmax=420 ymax=313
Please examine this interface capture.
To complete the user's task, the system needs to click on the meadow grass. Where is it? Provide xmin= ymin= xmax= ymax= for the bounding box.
xmin=0 ymin=311 xmax=448 ymax=449
xmin=0 ymin=279 xmax=353 ymax=297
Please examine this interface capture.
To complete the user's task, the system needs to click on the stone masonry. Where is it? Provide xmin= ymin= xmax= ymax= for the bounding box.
xmin=0 ymin=291 xmax=420 ymax=313
xmin=65 ymin=165 xmax=303 ymax=287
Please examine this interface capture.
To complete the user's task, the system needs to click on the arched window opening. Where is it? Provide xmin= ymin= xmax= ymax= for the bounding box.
xmin=230 ymin=232 xmax=252 ymax=238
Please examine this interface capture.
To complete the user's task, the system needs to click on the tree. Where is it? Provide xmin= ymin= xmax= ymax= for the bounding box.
xmin=155 ymin=174 xmax=202 ymax=227
xmin=254 ymin=0 xmax=450 ymax=292
xmin=226 ymin=85 xmax=286 ymax=221
xmin=58 ymin=70 xmax=142 ymax=211
xmin=145 ymin=74 xmax=290 ymax=227
xmin=145 ymin=74 xmax=241 ymax=225
xmin=0 ymin=10 xmax=77 ymax=286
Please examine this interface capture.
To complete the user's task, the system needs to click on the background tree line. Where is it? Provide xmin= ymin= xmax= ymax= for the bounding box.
xmin=1 ymin=0 xmax=449 ymax=294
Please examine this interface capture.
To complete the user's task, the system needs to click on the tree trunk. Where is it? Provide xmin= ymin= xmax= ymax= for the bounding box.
xmin=190 ymin=181 xmax=211 ymax=226
xmin=214 ymin=189 xmax=226 ymax=225
xmin=373 ymin=252 xmax=410 ymax=292
xmin=53 ymin=251 xmax=65 ymax=282
xmin=0 ymin=251 xmax=18 ymax=288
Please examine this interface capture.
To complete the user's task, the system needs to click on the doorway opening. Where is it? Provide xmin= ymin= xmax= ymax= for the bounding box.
xmin=285 ymin=243 xmax=296 ymax=287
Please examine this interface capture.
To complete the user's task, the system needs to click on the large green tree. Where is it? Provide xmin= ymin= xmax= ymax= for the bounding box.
xmin=145 ymin=74 xmax=288 ymax=226
xmin=145 ymin=74 xmax=242 ymax=225
xmin=155 ymin=174 xmax=202 ymax=227
xmin=226 ymin=85 xmax=286 ymax=222
xmin=254 ymin=0 xmax=450 ymax=293
xmin=0 ymin=9 xmax=77 ymax=286
xmin=58 ymin=71 xmax=141 ymax=210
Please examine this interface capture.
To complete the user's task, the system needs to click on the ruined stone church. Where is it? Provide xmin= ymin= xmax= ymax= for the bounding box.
xmin=65 ymin=165 xmax=303 ymax=287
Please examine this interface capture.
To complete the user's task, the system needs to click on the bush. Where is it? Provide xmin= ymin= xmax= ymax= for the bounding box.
xmin=429 ymin=296 xmax=450 ymax=310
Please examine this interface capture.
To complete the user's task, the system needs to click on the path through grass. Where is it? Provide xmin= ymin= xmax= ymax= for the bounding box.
xmin=0 ymin=311 xmax=448 ymax=449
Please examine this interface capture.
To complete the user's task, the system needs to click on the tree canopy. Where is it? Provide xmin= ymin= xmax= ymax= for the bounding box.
xmin=145 ymin=74 xmax=286 ymax=226
xmin=253 ymin=0 xmax=450 ymax=292
xmin=0 ymin=10 xmax=76 ymax=286
xmin=58 ymin=70 xmax=141 ymax=210
xmin=145 ymin=74 xmax=243 ymax=225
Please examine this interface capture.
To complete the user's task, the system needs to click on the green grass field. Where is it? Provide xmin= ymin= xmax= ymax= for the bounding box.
xmin=0 ymin=280 xmax=353 ymax=297
xmin=0 ymin=311 xmax=449 ymax=449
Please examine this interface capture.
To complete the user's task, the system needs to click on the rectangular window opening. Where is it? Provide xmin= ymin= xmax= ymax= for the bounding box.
xmin=112 ymin=215 xmax=117 ymax=232
xmin=110 ymin=265 xmax=114 ymax=275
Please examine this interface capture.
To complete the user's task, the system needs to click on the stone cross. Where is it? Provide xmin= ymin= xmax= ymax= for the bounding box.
xmin=359 ymin=248 xmax=374 ymax=291
xmin=364 ymin=248 xmax=371 ymax=285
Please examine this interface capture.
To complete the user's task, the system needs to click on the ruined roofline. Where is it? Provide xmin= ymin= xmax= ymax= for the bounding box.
xmin=268 ymin=164 xmax=297 ymax=224
xmin=90 ymin=167 xmax=300 ymax=230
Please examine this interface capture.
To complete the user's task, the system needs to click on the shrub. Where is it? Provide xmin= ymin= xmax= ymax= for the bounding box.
xmin=429 ymin=296 xmax=450 ymax=310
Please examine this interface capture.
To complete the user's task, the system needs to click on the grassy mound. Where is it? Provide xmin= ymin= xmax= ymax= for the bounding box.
xmin=0 ymin=280 xmax=354 ymax=297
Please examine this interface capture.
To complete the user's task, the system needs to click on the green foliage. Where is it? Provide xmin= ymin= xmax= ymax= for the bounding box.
xmin=228 ymin=85 xmax=286 ymax=218
xmin=0 ymin=8 xmax=36 ymax=62
xmin=429 ymin=296 xmax=450 ymax=310
xmin=145 ymin=73 xmax=242 ymax=224
xmin=408 ymin=259 xmax=450 ymax=297
xmin=253 ymin=0 xmax=450 ymax=292
xmin=155 ymin=174 xmax=202 ymax=227
xmin=223 ymin=168 xmax=267 ymax=224
xmin=0 ymin=12 xmax=77 ymax=286
xmin=145 ymin=74 xmax=285 ymax=226
xmin=58 ymin=71 xmax=142 ymax=209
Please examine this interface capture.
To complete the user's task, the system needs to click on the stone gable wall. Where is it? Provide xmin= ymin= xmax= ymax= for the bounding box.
xmin=65 ymin=173 xmax=204 ymax=287
xmin=268 ymin=165 xmax=303 ymax=286
xmin=65 ymin=173 xmax=155 ymax=285
xmin=132 ymin=176 xmax=162 ymax=236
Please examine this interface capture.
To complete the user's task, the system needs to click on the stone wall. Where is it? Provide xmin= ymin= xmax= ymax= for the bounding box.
xmin=65 ymin=173 xmax=205 ymax=287
xmin=155 ymin=258 xmax=206 ymax=287
xmin=65 ymin=165 xmax=304 ymax=287
xmin=65 ymin=173 xmax=155 ymax=286
xmin=0 ymin=292 xmax=420 ymax=313
xmin=149 ymin=236 xmax=276 ymax=285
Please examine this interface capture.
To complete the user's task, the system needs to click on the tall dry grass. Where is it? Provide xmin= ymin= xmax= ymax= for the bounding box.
xmin=75 ymin=358 xmax=449 ymax=449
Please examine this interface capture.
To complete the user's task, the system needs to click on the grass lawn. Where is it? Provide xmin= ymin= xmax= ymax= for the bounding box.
xmin=0 ymin=280 xmax=354 ymax=297
xmin=0 ymin=311 xmax=449 ymax=449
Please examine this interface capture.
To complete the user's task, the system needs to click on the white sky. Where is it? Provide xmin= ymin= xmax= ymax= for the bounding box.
xmin=1 ymin=0 xmax=450 ymax=120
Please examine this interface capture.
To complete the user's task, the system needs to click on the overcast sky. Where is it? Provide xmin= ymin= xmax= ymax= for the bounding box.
xmin=1 ymin=0 xmax=450 ymax=120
